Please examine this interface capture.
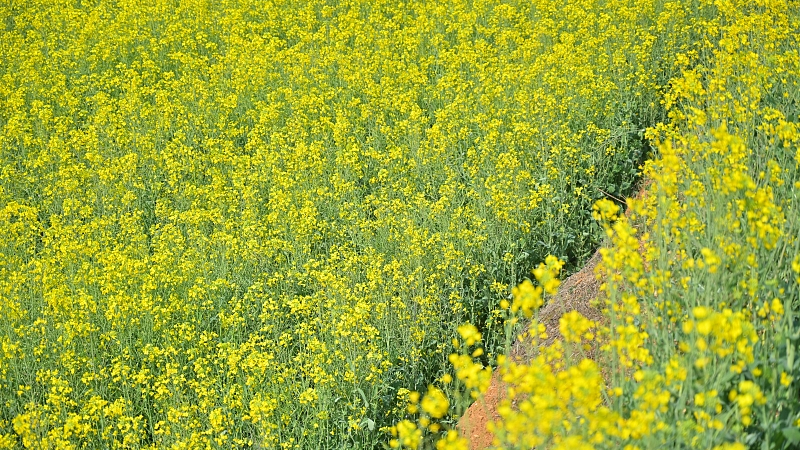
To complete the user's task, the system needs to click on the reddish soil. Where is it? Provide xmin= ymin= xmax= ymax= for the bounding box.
xmin=456 ymin=251 xmax=604 ymax=450
xmin=457 ymin=185 xmax=650 ymax=449
xmin=457 ymin=370 xmax=505 ymax=450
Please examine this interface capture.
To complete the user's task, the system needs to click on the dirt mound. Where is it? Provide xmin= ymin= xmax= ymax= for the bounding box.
xmin=456 ymin=250 xmax=604 ymax=450
xmin=457 ymin=185 xmax=651 ymax=449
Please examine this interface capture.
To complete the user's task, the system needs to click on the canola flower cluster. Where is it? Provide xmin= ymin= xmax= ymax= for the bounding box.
xmin=392 ymin=0 xmax=800 ymax=449
xmin=0 ymin=0 xmax=665 ymax=448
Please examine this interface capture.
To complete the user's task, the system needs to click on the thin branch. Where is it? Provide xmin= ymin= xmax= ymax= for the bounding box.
xmin=596 ymin=187 xmax=626 ymax=206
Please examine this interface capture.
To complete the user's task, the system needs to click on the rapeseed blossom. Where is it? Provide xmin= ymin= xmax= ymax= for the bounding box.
xmin=401 ymin=0 xmax=800 ymax=449
xmin=0 ymin=0 xmax=661 ymax=447
xmin=3 ymin=0 xmax=798 ymax=448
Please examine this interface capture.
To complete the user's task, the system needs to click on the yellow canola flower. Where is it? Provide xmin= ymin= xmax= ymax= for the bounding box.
xmin=771 ymin=298 xmax=784 ymax=317
xmin=730 ymin=381 xmax=767 ymax=426
xmin=420 ymin=386 xmax=449 ymax=419
xmin=0 ymin=434 xmax=15 ymax=450
xmin=457 ymin=324 xmax=482 ymax=347
xmin=700 ymin=248 xmax=721 ymax=273
xmin=693 ymin=306 xmax=711 ymax=320
xmin=533 ymin=255 xmax=565 ymax=295
xmin=5 ymin=0 xmax=800 ymax=447
xmin=390 ymin=420 xmax=422 ymax=449
xmin=559 ymin=311 xmax=596 ymax=343
xmin=694 ymin=392 xmax=706 ymax=407
xmin=713 ymin=444 xmax=746 ymax=450
xmin=435 ymin=431 xmax=468 ymax=450
xmin=511 ymin=280 xmax=544 ymax=318
xmin=593 ymin=198 xmax=621 ymax=222
xmin=449 ymin=353 xmax=492 ymax=395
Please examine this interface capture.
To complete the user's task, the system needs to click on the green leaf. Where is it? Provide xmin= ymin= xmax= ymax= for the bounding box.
xmin=781 ymin=427 xmax=800 ymax=445
xmin=361 ymin=417 xmax=375 ymax=431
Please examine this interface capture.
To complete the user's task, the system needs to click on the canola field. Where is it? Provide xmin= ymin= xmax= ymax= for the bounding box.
xmin=0 ymin=0 xmax=798 ymax=449
xmin=390 ymin=1 xmax=800 ymax=449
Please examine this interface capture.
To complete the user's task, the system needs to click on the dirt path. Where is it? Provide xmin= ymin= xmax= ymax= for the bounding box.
xmin=456 ymin=185 xmax=651 ymax=449
xmin=456 ymin=250 xmax=604 ymax=450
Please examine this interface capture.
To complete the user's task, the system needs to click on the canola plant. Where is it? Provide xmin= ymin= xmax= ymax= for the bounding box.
xmin=391 ymin=1 xmax=800 ymax=449
xmin=1 ymin=0 xmax=798 ymax=449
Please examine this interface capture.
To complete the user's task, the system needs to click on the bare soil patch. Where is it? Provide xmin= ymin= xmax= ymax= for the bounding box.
xmin=456 ymin=185 xmax=652 ymax=449
xmin=456 ymin=250 xmax=604 ymax=449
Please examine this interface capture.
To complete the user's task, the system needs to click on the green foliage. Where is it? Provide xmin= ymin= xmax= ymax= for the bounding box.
xmin=393 ymin=1 xmax=800 ymax=450
xmin=0 ymin=0 xmax=673 ymax=448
